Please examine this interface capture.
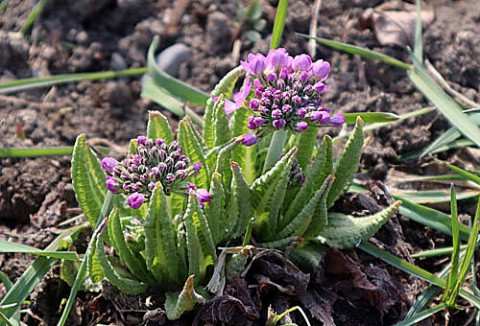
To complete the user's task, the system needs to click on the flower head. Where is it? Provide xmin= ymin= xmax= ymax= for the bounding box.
xmin=231 ymin=49 xmax=344 ymax=143
xmin=101 ymin=137 xmax=204 ymax=209
xmin=195 ymin=188 xmax=212 ymax=208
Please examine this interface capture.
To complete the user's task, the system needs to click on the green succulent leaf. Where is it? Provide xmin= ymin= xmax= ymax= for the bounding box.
xmin=184 ymin=192 xmax=216 ymax=284
xmin=178 ymin=116 xmax=209 ymax=189
xmin=278 ymin=175 xmax=335 ymax=239
xmin=203 ymin=66 xmax=244 ymax=149
xmin=71 ymin=134 xmax=106 ymax=227
xmin=108 ymin=208 xmax=152 ymax=284
xmin=146 ymin=110 xmax=174 ymax=143
xmin=229 ymin=162 xmax=254 ymax=239
xmin=251 ymin=147 xmax=297 ymax=240
xmin=95 ymin=232 xmax=148 ymax=295
xmin=213 ymin=98 xmax=231 ymax=148
xmin=281 ymin=135 xmax=332 ymax=229
xmin=144 ymin=183 xmax=183 ymax=286
xmin=318 ymin=201 xmax=402 ymax=249
xmin=165 ymin=275 xmax=207 ymax=320
xmin=292 ymin=126 xmax=318 ymax=170
xmin=205 ymin=172 xmax=226 ymax=243
xmin=327 ymin=117 xmax=364 ymax=208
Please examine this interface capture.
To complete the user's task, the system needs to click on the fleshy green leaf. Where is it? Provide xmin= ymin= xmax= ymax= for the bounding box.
xmin=203 ymin=66 xmax=244 ymax=149
xmin=71 ymin=134 xmax=106 ymax=227
xmin=96 ymin=232 xmax=148 ymax=295
xmin=178 ymin=117 xmax=209 ymax=189
xmin=108 ymin=208 xmax=152 ymax=284
xmin=292 ymin=126 xmax=317 ymax=170
xmin=278 ymin=175 xmax=335 ymax=239
xmin=146 ymin=110 xmax=174 ymax=143
xmin=327 ymin=117 xmax=364 ymax=208
xmin=303 ymin=175 xmax=336 ymax=238
xmin=144 ymin=183 xmax=183 ymax=286
xmin=165 ymin=275 xmax=207 ymax=320
xmin=229 ymin=162 xmax=253 ymax=239
xmin=205 ymin=173 xmax=226 ymax=243
xmin=251 ymin=147 xmax=297 ymax=240
xmin=318 ymin=201 xmax=401 ymax=249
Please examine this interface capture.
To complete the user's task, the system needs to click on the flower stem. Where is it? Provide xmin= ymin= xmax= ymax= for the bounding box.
xmin=263 ymin=129 xmax=288 ymax=173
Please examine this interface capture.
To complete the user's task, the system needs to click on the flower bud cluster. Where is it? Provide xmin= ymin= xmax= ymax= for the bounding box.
xmin=101 ymin=136 xmax=206 ymax=209
xmin=232 ymin=49 xmax=345 ymax=146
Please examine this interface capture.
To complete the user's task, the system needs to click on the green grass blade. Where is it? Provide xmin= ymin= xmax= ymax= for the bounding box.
xmin=0 ymin=271 xmax=13 ymax=292
xmin=448 ymin=198 xmax=480 ymax=305
xmin=395 ymin=303 xmax=447 ymax=326
xmin=0 ymin=146 xmax=110 ymax=158
xmin=419 ymin=126 xmax=461 ymax=158
xmin=413 ymin=0 xmax=423 ymax=63
xmin=146 ymin=37 xmax=208 ymax=106
xmin=0 ymin=68 xmax=147 ymax=94
xmin=358 ymin=242 xmax=480 ymax=309
xmin=444 ymin=185 xmax=460 ymax=303
xmin=392 ymin=189 xmax=480 ymax=204
xmin=412 ymin=245 xmax=468 ymax=259
xmin=270 ymin=0 xmax=288 ymax=49
xmin=0 ymin=241 xmax=79 ymax=261
xmin=343 ymin=112 xmax=399 ymax=124
xmin=393 ymin=196 xmax=470 ymax=240
xmin=0 ymin=225 xmax=84 ymax=319
xmin=407 ymin=57 xmax=480 ymax=148
xmin=57 ymin=192 xmax=114 ymax=326
xmin=309 ymin=36 xmax=411 ymax=70
xmin=436 ymin=159 xmax=480 ymax=185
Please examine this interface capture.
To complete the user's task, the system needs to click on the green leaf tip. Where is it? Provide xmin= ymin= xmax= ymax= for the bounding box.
xmin=165 ymin=275 xmax=207 ymax=320
xmin=319 ymin=200 xmax=402 ymax=249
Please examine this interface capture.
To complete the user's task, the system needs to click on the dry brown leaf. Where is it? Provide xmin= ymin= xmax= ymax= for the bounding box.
xmin=359 ymin=0 xmax=435 ymax=47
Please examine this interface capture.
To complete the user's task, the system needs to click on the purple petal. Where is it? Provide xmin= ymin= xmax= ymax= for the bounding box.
xmin=312 ymin=60 xmax=330 ymax=81
xmin=101 ymin=157 xmax=118 ymax=173
xmin=292 ymin=54 xmax=312 ymax=71
xmin=242 ymin=132 xmax=258 ymax=146
xmin=195 ymin=188 xmax=211 ymax=208
xmin=127 ymin=193 xmax=145 ymax=209
xmin=330 ymin=113 xmax=345 ymax=126
xmin=224 ymin=99 xmax=239 ymax=115
xmin=296 ymin=121 xmax=308 ymax=132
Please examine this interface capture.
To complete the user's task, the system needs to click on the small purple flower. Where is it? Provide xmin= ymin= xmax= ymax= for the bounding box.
xmin=314 ymin=81 xmax=329 ymax=93
xmin=186 ymin=183 xmax=196 ymax=192
xmin=127 ymin=193 xmax=145 ymax=209
xmin=330 ymin=113 xmax=345 ymax=126
xmin=265 ymin=48 xmax=290 ymax=70
xmin=195 ymin=188 xmax=211 ymax=208
xmin=242 ymin=132 xmax=258 ymax=146
xmin=292 ymin=54 xmax=312 ymax=71
xmin=271 ymin=109 xmax=282 ymax=119
xmin=296 ymin=121 xmax=308 ymax=132
xmin=224 ymin=78 xmax=252 ymax=114
xmin=106 ymin=177 xmax=118 ymax=193
xmin=273 ymin=119 xmax=286 ymax=129
xmin=137 ymin=136 xmax=147 ymax=145
xmin=101 ymin=157 xmax=118 ymax=173
xmin=250 ymin=99 xmax=260 ymax=110
xmin=241 ymin=53 xmax=266 ymax=75
xmin=192 ymin=162 xmax=203 ymax=171
xmin=312 ymin=60 xmax=330 ymax=81
xmin=311 ymin=111 xmax=330 ymax=124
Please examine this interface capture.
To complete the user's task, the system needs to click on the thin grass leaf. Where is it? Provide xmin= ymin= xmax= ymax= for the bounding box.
xmin=0 ymin=225 xmax=84 ymax=320
xmin=393 ymin=196 xmax=470 ymax=240
xmin=343 ymin=112 xmax=399 ymax=124
xmin=0 ymin=271 xmax=13 ymax=292
xmin=394 ymin=303 xmax=447 ymax=326
xmin=146 ymin=36 xmax=208 ymax=106
xmin=270 ymin=0 xmax=288 ymax=49
xmin=392 ymin=189 xmax=480 ymax=204
xmin=0 ymin=67 xmax=147 ymax=94
xmin=309 ymin=36 xmax=411 ymax=70
xmin=57 ymin=192 xmax=114 ymax=326
xmin=0 ymin=146 xmax=110 ymax=158
xmin=142 ymin=76 xmax=204 ymax=127
xmin=436 ymin=159 xmax=480 ymax=185
xmin=0 ymin=241 xmax=79 ymax=261
xmin=444 ymin=185 xmax=460 ymax=303
xmin=407 ymin=56 xmax=480 ymax=148
xmin=401 ymin=139 xmax=475 ymax=161
xmin=420 ymin=126 xmax=461 ymax=158
xmin=359 ymin=242 xmax=480 ymax=309
xmin=20 ymin=0 xmax=53 ymax=36
xmin=413 ymin=0 xmax=423 ymax=63
xmin=447 ymin=198 xmax=480 ymax=306
xmin=412 ymin=245 xmax=468 ymax=259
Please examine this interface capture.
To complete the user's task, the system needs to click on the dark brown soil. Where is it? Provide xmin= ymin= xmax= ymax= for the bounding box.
xmin=1 ymin=0 xmax=479 ymax=325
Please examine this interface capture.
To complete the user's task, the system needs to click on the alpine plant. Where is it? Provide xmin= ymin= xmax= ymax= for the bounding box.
xmin=70 ymin=44 xmax=401 ymax=321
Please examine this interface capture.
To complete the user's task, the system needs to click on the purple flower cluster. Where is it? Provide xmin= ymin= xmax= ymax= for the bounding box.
xmin=228 ymin=49 xmax=345 ymax=145
xmin=101 ymin=136 xmax=210 ymax=209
